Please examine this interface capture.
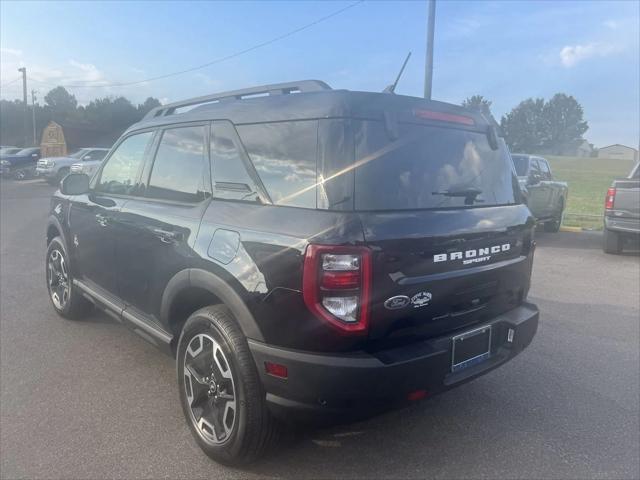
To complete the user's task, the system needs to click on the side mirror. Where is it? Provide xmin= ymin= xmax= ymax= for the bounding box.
xmin=528 ymin=173 xmax=540 ymax=185
xmin=60 ymin=173 xmax=90 ymax=195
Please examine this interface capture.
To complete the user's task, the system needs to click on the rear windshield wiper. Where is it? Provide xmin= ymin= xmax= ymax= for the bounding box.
xmin=432 ymin=188 xmax=484 ymax=205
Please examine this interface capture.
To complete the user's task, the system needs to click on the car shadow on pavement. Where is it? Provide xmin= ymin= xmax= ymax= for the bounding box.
xmin=535 ymin=230 xmax=640 ymax=256
xmin=237 ymin=295 xmax=639 ymax=480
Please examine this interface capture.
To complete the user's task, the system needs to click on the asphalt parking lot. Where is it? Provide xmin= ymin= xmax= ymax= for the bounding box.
xmin=1 ymin=179 xmax=639 ymax=480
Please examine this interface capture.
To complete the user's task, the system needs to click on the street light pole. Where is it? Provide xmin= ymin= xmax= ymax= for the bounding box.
xmin=31 ymin=90 xmax=38 ymax=145
xmin=424 ymin=0 xmax=436 ymax=99
xmin=18 ymin=67 xmax=28 ymax=146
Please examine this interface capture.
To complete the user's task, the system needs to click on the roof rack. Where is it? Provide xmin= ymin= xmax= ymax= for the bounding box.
xmin=143 ymin=80 xmax=331 ymax=120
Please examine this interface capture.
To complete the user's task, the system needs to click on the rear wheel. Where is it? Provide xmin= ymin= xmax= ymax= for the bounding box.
xmin=603 ymin=228 xmax=623 ymax=254
xmin=46 ymin=237 xmax=92 ymax=319
xmin=177 ymin=305 xmax=278 ymax=465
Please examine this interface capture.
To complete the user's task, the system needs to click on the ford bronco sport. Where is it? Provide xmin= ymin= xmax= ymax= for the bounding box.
xmin=45 ymin=80 xmax=539 ymax=465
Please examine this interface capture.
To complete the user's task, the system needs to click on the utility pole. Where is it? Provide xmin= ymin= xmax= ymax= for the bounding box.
xmin=31 ymin=90 xmax=38 ymax=145
xmin=424 ymin=0 xmax=436 ymax=99
xmin=18 ymin=67 xmax=28 ymax=146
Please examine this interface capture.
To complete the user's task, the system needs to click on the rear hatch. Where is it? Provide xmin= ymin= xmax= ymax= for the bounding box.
xmin=350 ymin=114 xmax=534 ymax=345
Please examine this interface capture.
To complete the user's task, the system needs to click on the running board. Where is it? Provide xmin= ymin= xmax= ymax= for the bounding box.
xmin=73 ymin=279 xmax=174 ymax=355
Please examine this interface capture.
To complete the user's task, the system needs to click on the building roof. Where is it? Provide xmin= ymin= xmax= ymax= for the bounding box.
xmin=599 ymin=144 xmax=638 ymax=152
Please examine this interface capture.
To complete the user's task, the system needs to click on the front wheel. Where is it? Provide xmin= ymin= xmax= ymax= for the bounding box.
xmin=177 ymin=305 xmax=279 ymax=465
xmin=46 ymin=237 xmax=92 ymax=319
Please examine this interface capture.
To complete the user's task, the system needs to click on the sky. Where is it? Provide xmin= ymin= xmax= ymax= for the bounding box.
xmin=1 ymin=0 xmax=638 ymax=148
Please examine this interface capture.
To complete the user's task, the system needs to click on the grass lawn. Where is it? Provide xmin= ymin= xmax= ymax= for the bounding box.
xmin=545 ymin=155 xmax=636 ymax=229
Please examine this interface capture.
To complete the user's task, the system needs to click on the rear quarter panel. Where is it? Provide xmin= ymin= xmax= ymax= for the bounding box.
xmin=192 ymin=200 xmax=367 ymax=351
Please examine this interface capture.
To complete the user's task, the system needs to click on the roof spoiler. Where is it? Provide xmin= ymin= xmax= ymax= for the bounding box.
xmin=143 ymin=80 xmax=332 ymax=120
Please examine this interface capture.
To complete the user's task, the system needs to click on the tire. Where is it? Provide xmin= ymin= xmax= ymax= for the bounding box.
xmin=177 ymin=305 xmax=278 ymax=465
xmin=544 ymin=201 xmax=564 ymax=233
xmin=603 ymin=228 xmax=623 ymax=254
xmin=45 ymin=236 xmax=93 ymax=319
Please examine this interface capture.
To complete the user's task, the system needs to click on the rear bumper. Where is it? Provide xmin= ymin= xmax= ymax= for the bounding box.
xmin=605 ymin=215 xmax=640 ymax=234
xmin=249 ymin=302 xmax=539 ymax=424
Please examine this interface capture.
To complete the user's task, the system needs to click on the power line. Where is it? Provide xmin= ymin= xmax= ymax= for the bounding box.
xmin=0 ymin=77 xmax=21 ymax=88
xmin=28 ymin=1 xmax=363 ymax=89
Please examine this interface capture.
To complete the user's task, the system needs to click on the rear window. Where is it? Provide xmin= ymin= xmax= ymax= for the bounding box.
xmin=511 ymin=155 xmax=529 ymax=176
xmin=353 ymin=121 xmax=518 ymax=211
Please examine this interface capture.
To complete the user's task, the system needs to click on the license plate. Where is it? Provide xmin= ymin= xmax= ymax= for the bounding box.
xmin=451 ymin=325 xmax=492 ymax=372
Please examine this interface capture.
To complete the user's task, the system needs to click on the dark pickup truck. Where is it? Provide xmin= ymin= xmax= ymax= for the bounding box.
xmin=603 ymin=162 xmax=640 ymax=254
xmin=512 ymin=154 xmax=568 ymax=232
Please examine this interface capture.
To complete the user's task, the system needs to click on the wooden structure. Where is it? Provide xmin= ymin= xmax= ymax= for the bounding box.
xmin=40 ymin=121 xmax=67 ymax=157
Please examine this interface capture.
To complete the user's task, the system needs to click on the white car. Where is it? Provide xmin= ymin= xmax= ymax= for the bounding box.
xmin=70 ymin=155 xmax=105 ymax=178
xmin=37 ymin=148 xmax=109 ymax=184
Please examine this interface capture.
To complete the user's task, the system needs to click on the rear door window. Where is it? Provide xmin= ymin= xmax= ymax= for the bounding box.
xmin=210 ymin=121 xmax=261 ymax=202
xmin=537 ymin=158 xmax=552 ymax=179
xmin=146 ymin=125 xmax=210 ymax=203
xmin=236 ymin=121 xmax=317 ymax=208
xmin=353 ymin=121 xmax=518 ymax=210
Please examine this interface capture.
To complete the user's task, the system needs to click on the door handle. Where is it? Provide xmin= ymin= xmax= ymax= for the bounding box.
xmin=95 ymin=213 xmax=109 ymax=227
xmin=152 ymin=228 xmax=182 ymax=244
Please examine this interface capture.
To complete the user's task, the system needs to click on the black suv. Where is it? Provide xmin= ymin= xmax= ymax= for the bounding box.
xmin=46 ymin=80 xmax=539 ymax=464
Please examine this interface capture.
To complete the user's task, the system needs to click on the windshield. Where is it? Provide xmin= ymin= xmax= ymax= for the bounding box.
xmin=16 ymin=148 xmax=37 ymax=155
xmin=353 ymin=121 xmax=518 ymax=210
xmin=511 ymin=155 xmax=529 ymax=176
xmin=69 ymin=149 xmax=89 ymax=158
xmin=0 ymin=148 xmax=20 ymax=155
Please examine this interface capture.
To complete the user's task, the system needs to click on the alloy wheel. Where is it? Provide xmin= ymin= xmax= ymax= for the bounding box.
xmin=47 ymin=249 xmax=69 ymax=310
xmin=183 ymin=333 xmax=237 ymax=445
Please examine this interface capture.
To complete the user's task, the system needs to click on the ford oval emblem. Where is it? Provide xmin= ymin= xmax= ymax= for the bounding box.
xmin=384 ymin=295 xmax=411 ymax=310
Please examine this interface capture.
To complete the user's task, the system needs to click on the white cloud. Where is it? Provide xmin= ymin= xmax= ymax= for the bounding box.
xmin=68 ymin=60 xmax=106 ymax=84
xmin=559 ymin=42 xmax=617 ymax=67
xmin=0 ymin=47 xmax=23 ymax=57
xmin=603 ymin=19 xmax=619 ymax=30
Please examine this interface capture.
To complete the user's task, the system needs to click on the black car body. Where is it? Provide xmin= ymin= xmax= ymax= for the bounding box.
xmin=46 ymin=81 xmax=539 ymax=463
xmin=0 ymin=147 xmax=41 ymax=178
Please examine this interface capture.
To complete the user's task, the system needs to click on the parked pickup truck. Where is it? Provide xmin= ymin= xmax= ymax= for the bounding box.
xmin=512 ymin=154 xmax=568 ymax=232
xmin=603 ymin=162 xmax=640 ymax=254
xmin=36 ymin=148 xmax=109 ymax=185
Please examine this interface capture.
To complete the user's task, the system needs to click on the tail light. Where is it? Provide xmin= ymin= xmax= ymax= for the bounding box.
xmin=605 ymin=187 xmax=616 ymax=210
xmin=302 ymin=245 xmax=372 ymax=334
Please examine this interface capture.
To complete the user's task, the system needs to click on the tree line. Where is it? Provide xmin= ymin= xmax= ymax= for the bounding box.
xmin=0 ymin=87 xmax=161 ymax=148
xmin=462 ymin=93 xmax=589 ymax=155
xmin=1 ymin=85 xmax=589 ymax=156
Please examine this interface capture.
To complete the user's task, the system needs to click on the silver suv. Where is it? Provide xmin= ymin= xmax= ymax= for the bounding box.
xmin=36 ymin=148 xmax=108 ymax=185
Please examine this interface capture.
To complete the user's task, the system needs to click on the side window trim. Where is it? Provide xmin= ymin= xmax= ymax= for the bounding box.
xmin=90 ymin=129 xmax=158 ymax=194
xmin=139 ymin=122 xmax=212 ymax=204
xmin=211 ymin=120 xmax=272 ymax=204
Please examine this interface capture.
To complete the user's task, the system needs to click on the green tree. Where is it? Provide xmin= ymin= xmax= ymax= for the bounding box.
xmin=543 ymin=93 xmax=588 ymax=155
xmin=500 ymin=98 xmax=548 ymax=153
xmin=501 ymin=94 xmax=589 ymax=154
xmin=44 ymin=87 xmax=78 ymax=123
xmin=137 ymin=97 xmax=161 ymax=115
xmin=462 ymin=95 xmax=492 ymax=116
